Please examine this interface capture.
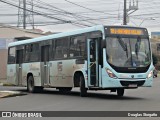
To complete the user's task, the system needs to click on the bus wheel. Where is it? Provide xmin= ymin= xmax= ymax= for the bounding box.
xmin=27 ymin=76 xmax=36 ymax=93
xmin=80 ymin=75 xmax=87 ymax=97
xmin=117 ymin=88 xmax=124 ymax=97
xmin=27 ymin=76 xmax=43 ymax=93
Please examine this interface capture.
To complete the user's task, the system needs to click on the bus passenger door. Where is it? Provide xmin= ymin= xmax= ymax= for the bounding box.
xmin=16 ymin=49 xmax=23 ymax=86
xmin=41 ymin=45 xmax=50 ymax=85
xmin=87 ymin=39 xmax=99 ymax=87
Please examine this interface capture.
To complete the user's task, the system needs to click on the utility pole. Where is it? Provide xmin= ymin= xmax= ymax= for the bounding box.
xmin=23 ymin=0 xmax=26 ymax=29
xmin=17 ymin=0 xmax=34 ymax=29
xmin=123 ymin=0 xmax=127 ymax=25
xmin=123 ymin=0 xmax=138 ymax=25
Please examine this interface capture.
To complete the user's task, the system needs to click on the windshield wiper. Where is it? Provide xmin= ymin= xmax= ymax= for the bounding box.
xmin=135 ymin=37 xmax=141 ymax=58
xmin=117 ymin=37 xmax=128 ymax=58
xmin=126 ymin=46 xmax=128 ymax=58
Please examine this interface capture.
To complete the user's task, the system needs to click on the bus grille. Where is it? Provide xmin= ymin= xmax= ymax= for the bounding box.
xmin=120 ymin=80 xmax=145 ymax=87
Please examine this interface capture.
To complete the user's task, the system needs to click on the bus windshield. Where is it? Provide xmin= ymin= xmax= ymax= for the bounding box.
xmin=106 ymin=37 xmax=151 ymax=68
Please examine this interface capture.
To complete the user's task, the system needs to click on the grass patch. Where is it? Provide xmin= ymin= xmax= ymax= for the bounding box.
xmin=3 ymin=83 xmax=16 ymax=86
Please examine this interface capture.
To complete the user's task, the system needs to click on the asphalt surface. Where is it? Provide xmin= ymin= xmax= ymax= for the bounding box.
xmin=0 ymin=77 xmax=159 ymax=120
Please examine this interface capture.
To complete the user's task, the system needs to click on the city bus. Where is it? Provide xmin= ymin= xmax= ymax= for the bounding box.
xmin=7 ymin=25 xmax=154 ymax=97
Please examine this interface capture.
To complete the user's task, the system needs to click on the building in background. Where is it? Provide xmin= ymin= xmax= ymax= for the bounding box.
xmin=151 ymin=32 xmax=160 ymax=40
xmin=0 ymin=24 xmax=45 ymax=80
xmin=151 ymin=32 xmax=160 ymax=55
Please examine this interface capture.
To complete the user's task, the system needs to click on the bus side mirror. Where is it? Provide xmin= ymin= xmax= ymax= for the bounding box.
xmin=102 ymin=40 xmax=106 ymax=48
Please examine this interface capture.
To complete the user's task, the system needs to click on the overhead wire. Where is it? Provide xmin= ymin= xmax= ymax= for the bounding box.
xmin=0 ymin=0 xmax=121 ymax=27
xmin=6 ymin=0 xmax=93 ymax=26
xmin=64 ymin=0 xmax=118 ymax=16
xmin=0 ymin=0 xmax=91 ymax=27
xmin=1 ymin=0 xmax=160 ymax=28
xmin=28 ymin=0 xmax=98 ymax=25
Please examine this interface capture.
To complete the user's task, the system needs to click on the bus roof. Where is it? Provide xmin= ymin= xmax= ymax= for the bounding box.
xmin=8 ymin=25 xmax=147 ymax=47
xmin=8 ymin=25 xmax=104 ymax=47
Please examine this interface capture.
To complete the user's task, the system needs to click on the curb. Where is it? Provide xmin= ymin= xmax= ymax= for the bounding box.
xmin=0 ymin=91 xmax=27 ymax=98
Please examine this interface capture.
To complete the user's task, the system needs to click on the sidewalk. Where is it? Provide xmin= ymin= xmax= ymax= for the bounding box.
xmin=0 ymin=79 xmax=26 ymax=98
xmin=0 ymin=78 xmax=7 ymax=85
xmin=0 ymin=91 xmax=13 ymax=98
xmin=0 ymin=91 xmax=26 ymax=98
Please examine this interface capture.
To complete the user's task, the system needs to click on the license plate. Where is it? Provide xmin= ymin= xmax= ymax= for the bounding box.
xmin=128 ymin=84 xmax=137 ymax=87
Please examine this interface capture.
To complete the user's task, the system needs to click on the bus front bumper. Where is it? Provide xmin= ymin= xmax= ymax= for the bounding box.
xmin=101 ymin=77 xmax=153 ymax=88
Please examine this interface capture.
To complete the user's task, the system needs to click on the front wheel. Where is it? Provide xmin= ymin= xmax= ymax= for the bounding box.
xmin=117 ymin=88 xmax=124 ymax=97
xmin=80 ymin=75 xmax=87 ymax=97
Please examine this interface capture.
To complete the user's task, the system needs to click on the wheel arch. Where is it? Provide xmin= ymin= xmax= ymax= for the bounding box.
xmin=27 ymin=72 xmax=33 ymax=81
xmin=73 ymin=70 xmax=85 ymax=87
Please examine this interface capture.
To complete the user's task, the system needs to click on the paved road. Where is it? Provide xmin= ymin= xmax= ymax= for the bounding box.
xmin=0 ymin=77 xmax=159 ymax=120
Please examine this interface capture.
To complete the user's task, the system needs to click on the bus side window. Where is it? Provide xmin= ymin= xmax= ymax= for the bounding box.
xmin=8 ymin=47 xmax=16 ymax=64
xmin=30 ymin=43 xmax=39 ymax=62
xmin=55 ymin=37 xmax=69 ymax=59
xmin=69 ymin=35 xmax=85 ymax=58
xmin=24 ymin=43 xmax=39 ymax=62
xmin=24 ymin=44 xmax=30 ymax=62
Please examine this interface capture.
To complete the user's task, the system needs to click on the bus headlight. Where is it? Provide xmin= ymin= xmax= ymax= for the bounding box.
xmin=147 ymin=71 xmax=153 ymax=78
xmin=106 ymin=69 xmax=117 ymax=79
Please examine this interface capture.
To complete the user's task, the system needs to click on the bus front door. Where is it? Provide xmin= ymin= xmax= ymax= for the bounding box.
xmin=16 ymin=49 xmax=23 ymax=86
xmin=87 ymin=39 xmax=99 ymax=87
xmin=41 ymin=45 xmax=50 ymax=86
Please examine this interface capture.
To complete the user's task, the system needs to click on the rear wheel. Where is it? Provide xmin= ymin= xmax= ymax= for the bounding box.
xmin=117 ymin=88 xmax=124 ymax=97
xmin=27 ymin=76 xmax=35 ymax=93
xmin=27 ymin=76 xmax=43 ymax=93
xmin=80 ymin=75 xmax=87 ymax=97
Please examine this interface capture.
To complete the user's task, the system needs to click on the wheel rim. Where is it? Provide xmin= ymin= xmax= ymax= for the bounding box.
xmin=80 ymin=76 xmax=83 ymax=91
xmin=28 ymin=79 xmax=33 ymax=92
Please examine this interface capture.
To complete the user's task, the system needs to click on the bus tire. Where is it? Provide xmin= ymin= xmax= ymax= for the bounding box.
xmin=117 ymin=88 xmax=124 ymax=97
xmin=80 ymin=75 xmax=87 ymax=97
xmin=27 ymin=76 xmax=35 ymax=93
xmin=27 ymin=76 xmax=43 ymax=93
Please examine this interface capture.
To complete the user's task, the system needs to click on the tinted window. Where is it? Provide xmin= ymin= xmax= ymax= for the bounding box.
xmin=8 ymin=47 xmax=16 ymax=64
xmin=55 ymin=37 xmax=69 ymax=59
xmin=24 ymin=43 xmax=39 ymax=62
xmin=50 ymin=40 xmax=55 ymax=60
xmin=16 ymin=49 xmax=24 ymax=64
xmin=69 ymin=35 xmax=86 ymax=58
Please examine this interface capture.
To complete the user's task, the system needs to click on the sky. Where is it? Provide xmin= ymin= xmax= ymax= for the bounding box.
xmin=0 ymin=0 xmax=160 ymax=33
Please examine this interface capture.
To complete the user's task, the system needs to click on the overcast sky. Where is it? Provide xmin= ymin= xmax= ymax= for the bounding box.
xmin=0 ymin=0 xmax=160 ymax=33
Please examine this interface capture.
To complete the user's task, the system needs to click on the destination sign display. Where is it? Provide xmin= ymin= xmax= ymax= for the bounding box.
xmin=110 ymin=28 xmax=144 ymax=35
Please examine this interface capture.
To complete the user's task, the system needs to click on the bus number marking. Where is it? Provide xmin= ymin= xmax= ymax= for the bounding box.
xmin=57 ymin=62 xmax=62 ymax=71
